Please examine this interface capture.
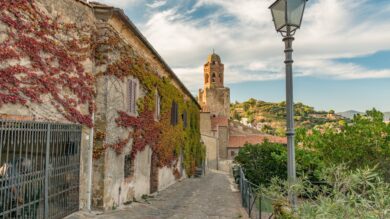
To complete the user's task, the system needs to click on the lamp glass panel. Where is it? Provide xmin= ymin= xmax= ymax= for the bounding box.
xmin=271 ymin=0 xmax=286 ymax=31
xmin=287 ymin=0 xmax=305 ymax=27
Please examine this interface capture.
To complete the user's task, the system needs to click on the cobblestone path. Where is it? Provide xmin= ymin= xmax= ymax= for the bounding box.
xmin=68 ymin=170 xmax=248 ymax=219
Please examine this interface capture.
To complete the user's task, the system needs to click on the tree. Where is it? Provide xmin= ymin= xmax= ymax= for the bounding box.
xmin=297 ymin=109 xmax=390 ymax=179
xmin=232 ymin=110 xmax=241 ymax=121
xmin=243 ymin=102 xmax=250 ymax=112
xmin=234 ymin=142 xmax=287 ymax=186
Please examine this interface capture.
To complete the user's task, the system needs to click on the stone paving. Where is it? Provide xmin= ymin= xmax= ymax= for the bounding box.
xmin=67 ymin=170 xmax=248 ymax=219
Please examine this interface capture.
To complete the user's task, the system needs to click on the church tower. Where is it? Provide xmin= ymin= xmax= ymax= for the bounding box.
xmin=204 ymin=52 xmax=224 ymax=88
xmin=198 ymin=52 xmax=230 ymax=117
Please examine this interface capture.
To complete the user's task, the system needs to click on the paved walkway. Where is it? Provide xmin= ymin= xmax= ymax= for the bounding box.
xmin=67 ymin=170 xmax=248 ymax=219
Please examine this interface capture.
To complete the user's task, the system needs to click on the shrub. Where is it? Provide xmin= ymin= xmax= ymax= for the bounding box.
xmin=234 ymin=141 xmax=287 ymax=186
xmin=261 ymin=165 xmax=390 ymax=219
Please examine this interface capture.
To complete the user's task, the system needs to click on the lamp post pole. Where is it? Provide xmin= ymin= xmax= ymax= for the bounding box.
xmin=269 ymin=0 xmax=307 ymax=209
xmin=284 ymin=26 xmax=297 ymax=208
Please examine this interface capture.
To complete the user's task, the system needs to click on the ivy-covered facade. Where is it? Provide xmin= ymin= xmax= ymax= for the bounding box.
xmin=91 ymin=4 xmax=204 ymax=210
xmin=0 ymin=0 xmax=204 ymax=212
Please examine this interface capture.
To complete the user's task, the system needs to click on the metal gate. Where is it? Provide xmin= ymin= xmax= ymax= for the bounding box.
xmin=0 ymin=120 xmax=82 ymax=219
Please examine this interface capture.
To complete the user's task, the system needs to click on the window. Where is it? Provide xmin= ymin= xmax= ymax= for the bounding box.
xmin=128 ymin=79 xmax=138 ymax=114
xmin=205 ymin=74 xmax=209 ymax=83
xmin=124 ymin=154 xmax=134 ymax=178
xmin=155 ymin=92 xmax=161 ymax=120
xmin=230 ymin=150 xmax=236 ymax=157
xmin=182 ymin=111 xmax=187 ymax=128
xmin=212 ymin=73 xmax=216 ymax=83
xmin=171 ymin=101 xmax=178 ymax=125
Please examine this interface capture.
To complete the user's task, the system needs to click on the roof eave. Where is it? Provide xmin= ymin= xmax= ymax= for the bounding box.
xmin=92 ymin=5 xmax=200 ymax=109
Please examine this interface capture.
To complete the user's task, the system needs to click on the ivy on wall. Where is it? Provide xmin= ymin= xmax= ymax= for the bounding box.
xmin=0 ymin=0 xmax=204 ymax=176
xmin=97 ymin=54 xmax=204 ymax=175
xmin=93 ymin=26 xmax=205 ymax=176
xmin=0 ymin=0 xmax=95 ymax=127
xmin=95 ymin=22 xmax=205 ymax=177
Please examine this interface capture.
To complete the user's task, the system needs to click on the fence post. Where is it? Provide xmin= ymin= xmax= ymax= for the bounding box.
xmin=247 ymin=183 xmax=251 ymax=216
xmin=44 ymin=124 xmax=51 ymax=218
xmin=259 ymin=194 xmax=262 ymax=219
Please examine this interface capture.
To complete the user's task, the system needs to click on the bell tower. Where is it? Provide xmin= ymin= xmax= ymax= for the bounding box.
xmin=204 ymin=51 xmax=224 ymax=89
xmin=198 ymin=52 xmax=230 ymax=117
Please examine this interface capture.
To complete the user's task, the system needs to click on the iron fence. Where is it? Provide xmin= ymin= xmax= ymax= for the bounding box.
xmin=235 ymin=166 xmax=274 ymax=219
xmin=0 ymin=120 xmax=82 ymax=219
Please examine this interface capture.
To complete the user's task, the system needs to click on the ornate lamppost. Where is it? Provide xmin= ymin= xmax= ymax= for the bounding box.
xmin=269 ymin=0 xmax=307 ymax=208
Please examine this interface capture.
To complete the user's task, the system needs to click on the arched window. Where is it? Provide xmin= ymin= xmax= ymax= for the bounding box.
xmin=212 ymin=72 xmax=216 ymax=83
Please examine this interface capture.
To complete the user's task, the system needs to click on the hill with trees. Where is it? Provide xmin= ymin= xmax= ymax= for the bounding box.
xmin=230 ymin=98 xmax=344 ymax=136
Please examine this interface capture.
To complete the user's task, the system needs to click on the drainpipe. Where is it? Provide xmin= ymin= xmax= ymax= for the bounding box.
xmin=87 ymin=112 xmax=94 ymax=211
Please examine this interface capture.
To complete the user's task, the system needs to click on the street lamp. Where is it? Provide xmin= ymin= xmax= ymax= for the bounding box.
xmin=269 ymin=0 xmax=307 ymax=209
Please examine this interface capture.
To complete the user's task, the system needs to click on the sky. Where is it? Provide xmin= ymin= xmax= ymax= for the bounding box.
xmin=94 ymin=0 xmax=390 ymax=112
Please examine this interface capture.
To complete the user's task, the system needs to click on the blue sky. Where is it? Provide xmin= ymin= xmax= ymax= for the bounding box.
xmin=95 ymin=0 xmax=390 ymax=112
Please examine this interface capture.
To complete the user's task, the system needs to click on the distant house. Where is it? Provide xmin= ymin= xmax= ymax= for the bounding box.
xmin=227 ymin=135 xmax=287 ymax=160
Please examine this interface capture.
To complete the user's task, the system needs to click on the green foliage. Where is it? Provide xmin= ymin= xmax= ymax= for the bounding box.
xmin=230 ymin=98 xmax=342 ymax=136
xmin=232 ymin=110 xmax=241 ymax=121
xmin=296 ymin=108 xmax=390 ymax=179
xmin=262 ymin=165 xmax=390 ymax=219
xmin=234 ymin=141 xmax=287 ymax=186
xmin=243 ymin=102 xmax=250 ymax=112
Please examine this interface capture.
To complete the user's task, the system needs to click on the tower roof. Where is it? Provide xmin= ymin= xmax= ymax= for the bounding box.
xmin=207 ymin=52 xmax=221 ymax=63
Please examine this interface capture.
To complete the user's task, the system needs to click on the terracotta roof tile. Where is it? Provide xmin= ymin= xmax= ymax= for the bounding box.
xmin=211 ymin=116 xmax=228 ymax=130
xmin=228 ymin=135 xmax=287 ymax=148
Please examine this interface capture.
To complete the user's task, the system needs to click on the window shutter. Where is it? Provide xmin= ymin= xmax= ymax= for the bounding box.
xmin=171 ymin=101 xmax=175 ymax=125
xmin=171 ymin=101 xmax=179 ymax=125
xmin=128 ymin=80 xmax=133 ymax=113
xmin=124 ymin=154 xmax=134 ymax=178
xmin=183 ymin=111 xmax=187 ymax=128
xmin=128 ymin=79 xmax=137 ymax=114
xmin=155 ymin=92 xmax=161 ymax=120
xmin=175 ymin=102 xmax=179 ymax=125
xmin=132 ymin=80 xmax=137 ymax=113
xmin=158 ymin=95 xmax=161 ymax=118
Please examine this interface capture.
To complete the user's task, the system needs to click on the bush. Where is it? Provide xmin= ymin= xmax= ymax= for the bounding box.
xmin=296 ymin=108 xmax=390 ymax=180
xmin=234 ymin=141 xmax=287 ymax=186
xmin=234 ymin=141 xmax=324 ymax=186
xmin=261 ymin=165 xmax=390 ymax=219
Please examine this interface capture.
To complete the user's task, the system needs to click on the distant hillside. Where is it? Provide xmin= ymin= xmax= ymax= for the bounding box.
xmin=337 ymin=110 xmax=363 ymax=119
xmin=230 ymin=98 xmax=343 ymax=136
xmin=384 ymin=112 xmax=390 ymax=121
xmin=337 ymin=110 xmax=390 ymax=121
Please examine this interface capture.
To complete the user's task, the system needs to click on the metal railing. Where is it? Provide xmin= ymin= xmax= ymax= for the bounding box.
xmin=235 ymin=166 xmax=274 ymax=219
xmin=0 ymin=120 xmax=82 ymax=219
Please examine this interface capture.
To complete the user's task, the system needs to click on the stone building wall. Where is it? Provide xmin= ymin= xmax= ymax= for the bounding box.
xmin=0 ymin=0 xmax=95 ymax=123
xmin=201 ymin=135 xmax=218 ymax=170
xmin=199 ymin=87 xmax=230 ymax=117
xmin=91 ymin=5 xmax=196 ymax=210
xmin=0 ymin=0 xmax=97 ymax=210
xmin=217 ymin=126 xmax=229 ymax=159
xmin=1 ymin=0 xmax=201 ymax=212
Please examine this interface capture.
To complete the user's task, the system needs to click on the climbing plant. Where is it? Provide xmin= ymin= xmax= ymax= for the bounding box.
xmin=0 ymin=0 xmax=95 ymax=127
xmin=92 ymin=20 xmax=204 ymax=176
xmin=0 ymin=0 xmax=204 ymax=177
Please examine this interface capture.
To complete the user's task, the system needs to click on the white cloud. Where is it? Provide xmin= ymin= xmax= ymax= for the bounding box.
xmin=95 ymin=0 xmax=390 ymax=92
xmin=147 ymin=0 xmax=167 ymax=8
